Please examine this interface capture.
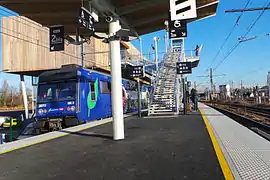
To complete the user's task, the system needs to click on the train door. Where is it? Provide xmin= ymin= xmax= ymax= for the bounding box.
xmin=100 ymin=81 xmax=112 ymax=117
xmin=87 ymin=80 xmax=98 ymax=120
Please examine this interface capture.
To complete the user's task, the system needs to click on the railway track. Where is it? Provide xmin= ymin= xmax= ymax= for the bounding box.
xmin=208 ymin=103 xmax=270 ymax=141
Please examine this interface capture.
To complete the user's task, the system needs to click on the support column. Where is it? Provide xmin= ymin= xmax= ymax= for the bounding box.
xmin=20 ymin=74 xmax=28 ymax=120
xmin=109 ymin=20 xmax=124 ymax=140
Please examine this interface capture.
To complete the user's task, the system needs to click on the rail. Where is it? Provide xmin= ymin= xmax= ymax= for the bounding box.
xmin=210 ymin=104 xmax=270 ymax=141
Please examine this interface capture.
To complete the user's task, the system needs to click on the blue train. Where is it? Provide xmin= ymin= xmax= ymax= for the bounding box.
xmin=35 ymin=64 xmax=150 ymax=131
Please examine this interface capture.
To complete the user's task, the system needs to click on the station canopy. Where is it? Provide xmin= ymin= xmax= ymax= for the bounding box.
xmin=0 ymin=0 xmax=219 ymax=37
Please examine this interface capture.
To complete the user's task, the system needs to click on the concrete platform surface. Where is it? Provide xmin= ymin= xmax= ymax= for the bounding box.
xmin=199 ymin=103 xmax=270 ymax=180
xmin=0 ymin=114 xmax=224 ymax=180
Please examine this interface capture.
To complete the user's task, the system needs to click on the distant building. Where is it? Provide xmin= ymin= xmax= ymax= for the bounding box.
xmin=267 ymin=72 xmax=270 ymax=86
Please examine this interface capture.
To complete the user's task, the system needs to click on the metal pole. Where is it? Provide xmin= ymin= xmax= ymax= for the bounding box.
xmin=109 ymin=19 xmax=124 ymax=140
xmin=176 ymin=76 xmax=180 ymax=114
xmin=182 ymin=78 xmax=187 ymax=115
xmin=137 ymin=78 xmax=141 ymax=118
xmin=31 ymin=76 xmax=35 ymax=115
xmin=164 ymin=34 xmax=168 ymax=53
xmin=154 ymin=37 xmax=158 ymax=73
xmin=81 ymin=38 xmax=84 ymax=67
xmin=9 ymin=118 xmax=13 ymax=142
xmin=167 ymin=30 xmax=170 ymax=50
xmin=139 ymin=38 xmax=143 ymax=60
xmin=20 ymin=74 xmax=28 ymax=120
xmin=210 ymin=68 xmax=213 ymax=101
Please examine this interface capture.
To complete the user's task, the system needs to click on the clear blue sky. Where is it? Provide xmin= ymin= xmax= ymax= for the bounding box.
xmin=132 ymin=0 xmax=270 ymax=90
xmin=0 ymin=0 xmax=270 ymax=91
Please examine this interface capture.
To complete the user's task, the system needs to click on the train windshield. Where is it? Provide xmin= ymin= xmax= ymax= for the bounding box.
xmin=38 ymin=81 xmax=76 ymax=103
xmin=38 ymin=84 xmax=57 ymax=103
xmin=58 ymin=82 xmax=76 ymax=101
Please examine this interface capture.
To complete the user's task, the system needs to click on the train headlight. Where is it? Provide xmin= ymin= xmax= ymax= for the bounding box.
xmin=70 ymin=106 xmax=76 ymax=112
xmin=38 ymin=109 xmax=44 ymax=115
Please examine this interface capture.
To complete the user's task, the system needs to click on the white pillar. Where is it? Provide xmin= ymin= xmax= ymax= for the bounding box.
xmin=109 ymin=20 xmax=124 ymax=140
xmin=20 ymin=74 xmax=29 ymax=120
xmin=139 ymin=37 xmax=143 ymax=60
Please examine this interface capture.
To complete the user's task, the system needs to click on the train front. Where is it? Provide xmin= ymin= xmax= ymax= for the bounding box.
xmin=35 ymin=65 xmax=80 ymax=131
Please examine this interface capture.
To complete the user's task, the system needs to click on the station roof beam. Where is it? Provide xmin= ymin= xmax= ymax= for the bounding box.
xmin=0 ymin=0 xmax=219 ymax=36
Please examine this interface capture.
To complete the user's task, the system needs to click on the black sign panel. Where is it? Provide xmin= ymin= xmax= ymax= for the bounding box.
xmin=128 ymin=66 xmax=144 ymax=78
xmin=79 ymin=7 xmax=95 ymax=32
xmin=169 ymin=20 xmax=187 ymax=39
xmin=49 ymin=25 xmax=64 ymax=52
xmin=176 ymin=62 xmax=192 ymax=74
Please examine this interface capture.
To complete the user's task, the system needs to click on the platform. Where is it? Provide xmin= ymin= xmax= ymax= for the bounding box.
xmin=199 ymin=103 xmax=270 ymax=180
xmin=0 ymin=112 xmax=224 ymax=180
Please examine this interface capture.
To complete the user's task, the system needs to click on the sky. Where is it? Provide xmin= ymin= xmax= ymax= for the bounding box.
xmin=0 ymin=0 xmax=270 ymax=91
xmin=131 ymin=0 xmax=270 ymax=90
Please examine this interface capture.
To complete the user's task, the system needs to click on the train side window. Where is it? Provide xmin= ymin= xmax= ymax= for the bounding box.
xmin=108 ymin=82 xmax=111 ymax=92
xmin=100 ymin=81 xmax=111 ymax=94
xmin=89 ymin=82 xmax=96 ymax=101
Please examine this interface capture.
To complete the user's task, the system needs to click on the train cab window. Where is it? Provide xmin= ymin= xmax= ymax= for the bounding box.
xmin=38 ymin=84 xmax=56 ymax=103
xmin=89 ymin=82 xmax=96 ymax=101
xmin=100 ymin=81 xmax=111 ymax=94
xmin=58 ymin=82 xmax=76 ymax=101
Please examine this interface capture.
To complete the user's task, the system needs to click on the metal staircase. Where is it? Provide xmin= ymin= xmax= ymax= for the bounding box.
xmin=148 ymin=49 xmax=181 ymax=116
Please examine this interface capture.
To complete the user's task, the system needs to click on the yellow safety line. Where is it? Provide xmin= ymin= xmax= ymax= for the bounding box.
xmin=199 ymin=108 xmax=234 ymax=180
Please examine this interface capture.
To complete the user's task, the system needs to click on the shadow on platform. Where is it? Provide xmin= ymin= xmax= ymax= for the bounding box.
xmin=59 ymin=130 xmax=113 ymax=140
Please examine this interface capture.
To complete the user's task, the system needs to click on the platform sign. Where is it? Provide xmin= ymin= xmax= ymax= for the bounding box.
xmin=169 ymin=20 xmax=187 ymax=38
xmin=49 ymin=25 xmax=64 ymax=52
xmin=170 ymin=0 xmax=197 ymax=21
xmin=129 ymin=66 xmax=144 ymax=78
xmin=176 ymin=62 xmax=192 ymax=74
xmin=78 ymin=7 xmax=95 ymax=32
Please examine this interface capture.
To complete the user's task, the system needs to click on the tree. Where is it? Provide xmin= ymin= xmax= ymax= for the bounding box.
xmin=1 ymin=80 xmax=9 ymax=106
xmin=0 ymin=93 xmax=3 ymax=106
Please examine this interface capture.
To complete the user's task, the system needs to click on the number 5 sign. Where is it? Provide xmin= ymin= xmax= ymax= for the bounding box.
xmin=174 ymin=20 xmax=182 ymax=28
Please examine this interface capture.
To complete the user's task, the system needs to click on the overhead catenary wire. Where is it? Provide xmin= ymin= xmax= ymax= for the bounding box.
xmin=0 ymin=30 xmax=81 ymax=61
xmin=0 ymin=23 xmax=83 ymax=55
xmin=212 ymin=0 xmax=270 ymax=71
xmin=205 ymin=0 xmax=252 ymax=72
xmin=0 ymin=26 xmax=146 ymax=71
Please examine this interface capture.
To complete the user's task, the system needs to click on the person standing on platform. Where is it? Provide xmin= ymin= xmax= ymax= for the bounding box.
xmin=191 ymin=88 xmax=198 ymax=111
xmin=195 ymin=45 xmax=200 ymax=56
